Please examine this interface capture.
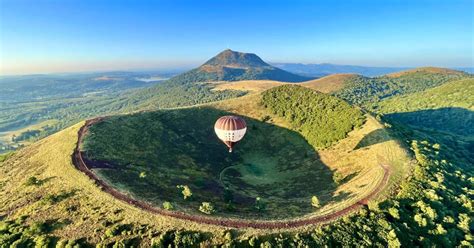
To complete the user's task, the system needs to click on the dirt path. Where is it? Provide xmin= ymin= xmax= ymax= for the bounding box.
xmin=72 ymin=118 xmax=391 ymax=229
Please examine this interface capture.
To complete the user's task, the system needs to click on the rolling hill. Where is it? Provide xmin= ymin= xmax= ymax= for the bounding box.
xmin=301 ymin=73 xmax=361 ymax=93
xmin=272 ymin=63 xmax=410 ymax=77
xmin=272 ymin=63 xmax=474 ymax=77
xmin=332 ymin=67 xmax=470 ymax=105
xmin=385 ymin=67 xmax=466 ymax=78
xmin=372 ymin=78 xmax=474 ymax=165
xmin=373 ymin=78 xmax=474 ymax=113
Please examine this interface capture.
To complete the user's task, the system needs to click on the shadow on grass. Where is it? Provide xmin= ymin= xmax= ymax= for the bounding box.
xmin=384 ymin=107 xmax=474 ymax=164
xmin=339 ymin=171 xmax=359 ymax=184
xmin=385 ymin=107 xmax=473 ymax=137
xmin=331 ymin=191 xmax=352 ymax=202
xmin=355 ymin=129 xmax=392 ymax=150
xmin=43 ymin=190 xmax=78 ymax=204
xmin=39 ymin=176 xmax=56 ymax=185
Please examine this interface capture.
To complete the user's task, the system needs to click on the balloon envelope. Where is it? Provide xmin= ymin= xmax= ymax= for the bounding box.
xmin=214 ymin=115 xmax=247 ymax=152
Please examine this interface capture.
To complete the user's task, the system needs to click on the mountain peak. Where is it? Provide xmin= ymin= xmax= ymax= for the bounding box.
xmin=202 ymin=49 xmax=270 ymax=68
xmin=167 ymin=50 xmax=311 ymax=83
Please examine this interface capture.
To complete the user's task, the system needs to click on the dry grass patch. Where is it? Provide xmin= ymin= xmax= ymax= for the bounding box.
xmin=301 ymin=73 xmax=358 ymax=93
xmin=212 ymin=80 xmax=286 ymax=92
xmin=212 ymin=73 xmax=359 ymax=94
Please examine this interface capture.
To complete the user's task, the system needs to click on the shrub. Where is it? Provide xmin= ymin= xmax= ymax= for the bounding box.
xmin=176 ymin=185 xmax=192 ymax=200
xmin=260 ymin=115 xmax=271 ymax=122
xmin=33 ymin=235 xmax=51 ymax=248
xmin=333 ymin=172 xmax=345 ymax=185
xmin=248 ymin=236 xmax=258 ymax=247
xmin=55 ymin=239 xmax=68 ymax=248
xmin=173 ymin=231 xmax=202 ymax=247
xmin=105 ymin=225 xmax=120 ymax=238
xmin=311 ymin=196 xmax=320 ymax=208
xmin=26 ymin=221 xmax=48 ymax=235
xmin=162 ymin=201 xmax=173 ymax=210
xmin=199 ymin=202 xmax=215 ymax=215
xmin=25 ymin=176 xmax=40 ymax=186
xmin=255 ymin=197 xmax=266 ymax=211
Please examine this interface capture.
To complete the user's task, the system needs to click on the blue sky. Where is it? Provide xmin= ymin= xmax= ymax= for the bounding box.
xmin=1 ymin=0 xmax=472 ymax=74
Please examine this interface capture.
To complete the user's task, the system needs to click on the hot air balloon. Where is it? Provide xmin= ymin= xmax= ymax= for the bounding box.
xmin=214 ymin=115 xmax=247 ymax=152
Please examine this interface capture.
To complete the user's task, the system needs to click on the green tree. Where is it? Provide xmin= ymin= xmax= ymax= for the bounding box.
xmin=387 ymin=230 xmax=401 ymax=248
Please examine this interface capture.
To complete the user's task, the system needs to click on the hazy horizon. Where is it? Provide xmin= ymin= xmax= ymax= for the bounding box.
xmin=2 ymin=56 xmax=474 ymax=76
xmin=1 ymin=0 xmax=473 ymax=75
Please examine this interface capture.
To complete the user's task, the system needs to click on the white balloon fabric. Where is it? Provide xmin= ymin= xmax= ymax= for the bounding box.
xmin=214 ymin=115 xmax=247 ymax=152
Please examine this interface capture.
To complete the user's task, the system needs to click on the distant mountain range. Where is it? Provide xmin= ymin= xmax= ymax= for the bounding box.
xmin=170 ymin=49 xmax=311 ymax=83
xmin=271 ymin=63 xmax=473 ymax=77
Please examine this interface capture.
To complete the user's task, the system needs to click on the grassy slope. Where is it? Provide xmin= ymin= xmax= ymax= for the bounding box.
xmin=212 ymin=80 xmax=285 ymax=92
xmin=373 ymin=78 xmax=474 ymax=113
xmin=0 ymin=123 xmax=230 ymax=246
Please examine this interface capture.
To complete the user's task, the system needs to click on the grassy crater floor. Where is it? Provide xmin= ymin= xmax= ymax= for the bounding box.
xmin=82 ymin=106 xmax=335 ymax=219
xmin=81 ymin=89 xmax=410 ymax=220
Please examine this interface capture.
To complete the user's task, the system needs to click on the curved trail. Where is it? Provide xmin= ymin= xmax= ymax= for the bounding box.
xmin=72 ymin=118 xmax=391 ymax=229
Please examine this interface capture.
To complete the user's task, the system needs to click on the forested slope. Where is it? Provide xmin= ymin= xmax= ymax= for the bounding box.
xmin=333 ymin=69 xmax=469 ymax=106
xmin=261 ymin=85 xmax=365 ymax=148
xmin=372 ymin=78 xmax=474 ymax=113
